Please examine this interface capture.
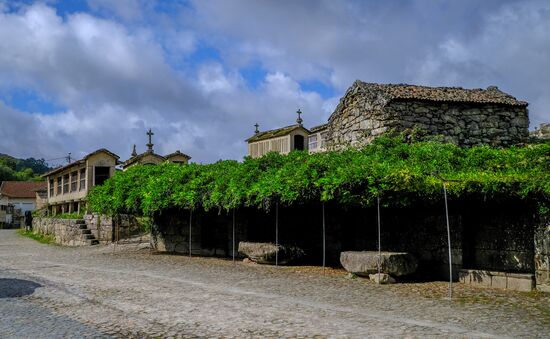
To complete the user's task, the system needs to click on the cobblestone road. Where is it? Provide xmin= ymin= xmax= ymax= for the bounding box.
xmin=0 ymin=229 xmax=548 ymax=338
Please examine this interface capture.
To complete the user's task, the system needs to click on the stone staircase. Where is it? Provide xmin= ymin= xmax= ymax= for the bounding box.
xmin=76 ymin=219 xmax=99 ymax=245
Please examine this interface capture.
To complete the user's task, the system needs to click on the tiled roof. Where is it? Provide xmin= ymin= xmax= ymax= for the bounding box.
xmin=354 ymin=81 xmax=528 ymax=106
xmin=41 ymin=149 xmax=119 ymax=177
xmin=246 ymin=124 xmax=310 ymax=143
xmin=0 ymin=181 xmax=47 ymax=198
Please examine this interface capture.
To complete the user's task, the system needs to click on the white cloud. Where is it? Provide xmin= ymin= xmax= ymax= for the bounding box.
xmin=1 ymin=0 xmax=549 ymax=165
xmin=414 ymin=0 xmax=550 ymax=126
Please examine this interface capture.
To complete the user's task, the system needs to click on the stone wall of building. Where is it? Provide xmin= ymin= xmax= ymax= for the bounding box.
xmin=534 ymin=218 xmax=550 ymax=292
xmin=152 ymin=199 xmax=540 ymax=286
xmin=327 ymin=94 xmax=529 ymax=149
xmin=151 ymin=209 xmax=244 ymax=257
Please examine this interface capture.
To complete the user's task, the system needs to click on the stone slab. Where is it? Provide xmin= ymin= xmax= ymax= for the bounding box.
xmin=238 ymin=242 xmax=305 ymax=265
xmin=340 ymin=251 xmax=418 ymax=277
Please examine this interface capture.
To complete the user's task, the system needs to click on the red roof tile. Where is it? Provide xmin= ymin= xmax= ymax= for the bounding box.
xmin=0 ymin=181 xmax=47 ymax=198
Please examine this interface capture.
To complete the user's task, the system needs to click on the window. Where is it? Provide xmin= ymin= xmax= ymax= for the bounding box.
xmin=49 ymin=179 xmax=54 ymax=197
xmin=56 ymin=177 xmax=62 ymax=195
xmin=79 ymin=168 xmax=86 ymax=191
xmin=308 ymin=135 xmax=318 ymax=150
xmin=70 ymin=171 xmax=77 ymax=192
xmin=63 ymin=174 xmax=69 ymax=194
xmin=94 ymin=166 xmax=110 ymax=186
xmin=320 ymin=131 xmax=328 ymax=148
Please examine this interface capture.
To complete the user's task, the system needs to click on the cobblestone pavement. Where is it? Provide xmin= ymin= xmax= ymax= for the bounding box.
xmin=0 ymin=229 xmax=548 ymax=338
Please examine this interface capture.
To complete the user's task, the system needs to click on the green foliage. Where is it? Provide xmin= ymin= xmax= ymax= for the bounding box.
xmin=0 ymin=153 xmax=50 ymax=182
xmin=50 ymin=212 xmax=84 ymax=220
xmin=87 ymin=136 xmax=550 ymax=216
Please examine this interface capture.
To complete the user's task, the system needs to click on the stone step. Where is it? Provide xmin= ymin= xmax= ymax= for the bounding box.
xmin=86 ymin=239 xmax=99 ymax=246
xmin=81 ymin=229 xmax=91 ymax=235
xmin=78 ymin=224 xmax=88 ymax=229
xmin=83 ymin=234 xmax=95 ymax=240
xmin=75 ymin=219 xmax=86 ymax=225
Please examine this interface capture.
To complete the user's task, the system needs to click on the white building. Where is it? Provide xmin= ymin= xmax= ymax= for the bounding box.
xmin=0 ymin=181 xmax=47 ymax=225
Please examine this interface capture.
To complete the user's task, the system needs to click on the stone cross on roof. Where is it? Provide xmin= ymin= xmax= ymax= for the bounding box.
xmin=254 ymin=123 xmax=260 ymax=134
xmin=296 ymin=109 xmax=303 ymax=126
xmin=146 ymin=128 xmax=154 ymax=152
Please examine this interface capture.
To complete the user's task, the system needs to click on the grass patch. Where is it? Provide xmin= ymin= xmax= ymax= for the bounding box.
xmin=16 ymin=229 xmax=55 ymax=245
xmin=49 ymin=212 xmax=84 ymax=220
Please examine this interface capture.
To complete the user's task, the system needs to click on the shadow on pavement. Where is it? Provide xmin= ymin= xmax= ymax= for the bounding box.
xmin=0 ymin=278 xmax=42 ymax=298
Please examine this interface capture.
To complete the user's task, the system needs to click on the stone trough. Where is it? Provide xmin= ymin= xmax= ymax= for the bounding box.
xmin=340 ymin=251 xmax=418 ymax=278
xmin=238 ymin=242 xmax=305 ymax=265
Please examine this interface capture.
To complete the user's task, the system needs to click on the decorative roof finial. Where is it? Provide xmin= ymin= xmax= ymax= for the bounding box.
xmin=254 ymin=123 xmax=260 ymax=134
xmin=296 ymin=109 xmax=303 ymax=126
xmin=131 ymin=144 xmax=137 ymax=157
xmin=146 ymin=128 xmax=154 ymax=152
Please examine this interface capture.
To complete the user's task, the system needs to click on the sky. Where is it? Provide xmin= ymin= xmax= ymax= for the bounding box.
xmin=0 ymin=0 xmax=549 ymax=165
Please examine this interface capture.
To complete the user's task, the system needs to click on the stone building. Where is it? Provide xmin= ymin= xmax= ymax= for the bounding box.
xmin=122 ymin=129 xmax=191 ymax=170
xmin=42 ymin=149 xmax=119 ymax=215
xmin=326 ymin=81 xmax=529 ymax=149
xmin=246 ymin=111 xmax=310 ymax=158
xmin=530 ymin=123 xmax=550 ymax=140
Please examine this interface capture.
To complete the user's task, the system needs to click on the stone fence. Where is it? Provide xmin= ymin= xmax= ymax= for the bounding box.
xmin=32 ymin=214 xmax=140 ymax=246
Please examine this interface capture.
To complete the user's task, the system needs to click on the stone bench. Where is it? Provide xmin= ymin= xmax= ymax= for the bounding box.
xmin=238 ymin=242 xmax=305 ymax=265
xmin=340 ymin=251 xmax=418 ymax=277
xmin=458 ymin=269 xmax=534 ymax=292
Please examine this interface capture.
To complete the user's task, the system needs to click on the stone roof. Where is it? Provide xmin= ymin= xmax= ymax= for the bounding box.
xmin=122 ymin=151 xmax=165 ymax=167
xmin=41 ymin=149 xmax=119 ymax=177
xmin=352 ymin=81 xmax=527 ymax=106
xmin=0 ymin=181 xmax=47 ymax=198
xmin=164 ymin=150 xmax=192 ymax=160
xmin=310 ymin=123 xmax=329 ymax=133
xmin=246 ymin=124 xmax=310 ymax=143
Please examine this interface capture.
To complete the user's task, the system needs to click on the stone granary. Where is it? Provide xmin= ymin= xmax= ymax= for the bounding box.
xmin=326 ymin=81 xmax=529 ymax=149
xmin=246 ymin=111 xmax=311 ymax=158
xmin=41 ymin=149 xmax=119 ymax=215
xmin=122 ymin=128 xmax=191 ymax=170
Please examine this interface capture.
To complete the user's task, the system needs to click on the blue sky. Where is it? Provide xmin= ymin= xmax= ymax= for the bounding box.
xmin=0 ymin=0 xmax=549 ymax=163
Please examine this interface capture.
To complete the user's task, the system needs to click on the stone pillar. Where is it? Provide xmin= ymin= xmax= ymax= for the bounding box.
xmin=534 ymin=219 xmax=550 ymax=292
xmin=68 ymin=203 xmax=73 ymax=213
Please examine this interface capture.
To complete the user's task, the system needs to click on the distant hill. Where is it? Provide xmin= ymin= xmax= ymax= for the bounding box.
xmin=0 ymin=153 xmax=51 ymax=182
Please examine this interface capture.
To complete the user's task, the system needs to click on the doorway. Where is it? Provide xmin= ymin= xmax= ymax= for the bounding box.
xmin=294 ymin=135 xmax=305 ymax=151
